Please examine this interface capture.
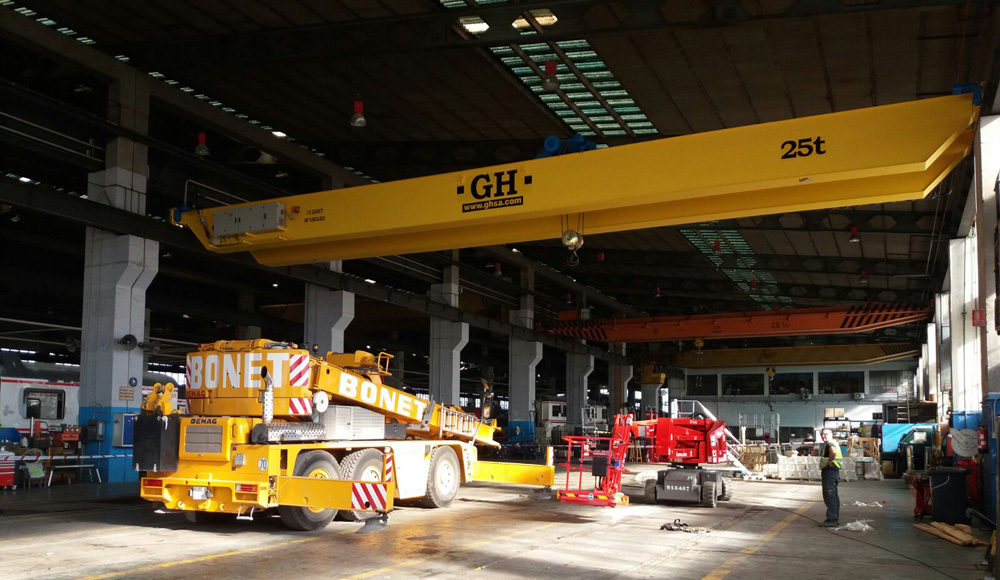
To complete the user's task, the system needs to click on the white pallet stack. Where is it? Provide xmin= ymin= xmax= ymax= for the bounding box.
xmin=774 ymin=455 xmax=857 ymax=481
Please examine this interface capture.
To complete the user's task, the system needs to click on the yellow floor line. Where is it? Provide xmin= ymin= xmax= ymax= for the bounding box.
xmin=80 ymin=536 xmax=325 ymax=580
xmin=701 ymin=501 xmax=814 ymax=580
xmin=79 ymin=526 xmax=359 ymax=580
xmin=0 ymin=525 xmax=133 ymax=546
xmin=338 ymin=521 xmax=559 ymax=580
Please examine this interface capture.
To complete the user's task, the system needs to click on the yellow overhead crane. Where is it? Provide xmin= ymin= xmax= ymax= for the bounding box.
xmin=173 ymin=94 xmax=978 ymax=265
xmin=148 ymin=94 xmax=979 ymax=531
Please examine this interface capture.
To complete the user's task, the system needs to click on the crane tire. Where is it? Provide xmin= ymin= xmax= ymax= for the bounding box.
xmin=278 ymin=450 xmax=341 ymax=530
xmin=184 ymin=511 xmax=228 ymax=524
xmin=700 ymin=480 xmax=718 ymax=508
xmin=422 ymin=446 xmax=460 ymax=508
xmin=336 ymin=448 xmax=385 ymax=521
xmin=719 ymin=478 xmax=732 ymax=501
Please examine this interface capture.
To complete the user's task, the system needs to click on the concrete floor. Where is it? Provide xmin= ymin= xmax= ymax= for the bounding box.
xmin=0 ymin=472 xmax=990 ymax=580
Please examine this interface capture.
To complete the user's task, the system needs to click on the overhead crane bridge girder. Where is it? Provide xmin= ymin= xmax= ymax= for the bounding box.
xmin=541 ymin=303 xmax=931 ymax=343
xmin=172 ymin=94 xmax=978 ymax=265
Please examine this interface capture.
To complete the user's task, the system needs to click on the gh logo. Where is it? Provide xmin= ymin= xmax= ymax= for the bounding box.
xmin=456 ymin=169 xmax=532 ymax=199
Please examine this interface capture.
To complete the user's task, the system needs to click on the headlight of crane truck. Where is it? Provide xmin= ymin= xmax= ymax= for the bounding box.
xmin=134 ymin=339 xmax=554 ymax=531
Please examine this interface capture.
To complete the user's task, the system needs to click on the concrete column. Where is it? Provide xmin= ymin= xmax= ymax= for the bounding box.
xmin=429 ymin=262 xmax=467 ymax=405
xmin=393 ymin=350 xmax=405 ymax=386
xmin=641 ymin=384 xmax=661 ymax=416
xmin=304 ymin=262 xmax=354 ymax=354
xmin=509 ymin=320 xmax=542 ymax=424
xmin=937 ymin=292 xmax=952 ymax=400
xmin=508 ymin=268 xmax=542 ymax=430
xmin=639 ymin=358 xmax=665 ymax=417
xmin=80 ymin=71 xmax=157 ymax=483
xmin=949 ymin=237 xmax=981 ymax=412
xmin=608 ymin=343 xmax=633 ymax=415
xmin=236 ymin=290 xmax=261 ymax=340
xmin=976 ymin=116 xmax=1000 ymax=395
xmin=925 ymin=323 xmax=938 ymax=402
xmin=566 ymin=350 xmax=594 ymax=429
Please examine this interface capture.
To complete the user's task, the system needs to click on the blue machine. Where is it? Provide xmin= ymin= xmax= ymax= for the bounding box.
xmin=536 ymin=134 xmax=598 ymax=158
xmin=882 ymin=423 xmax=930 ymax=453
xmin=953 ymin=410 xmax=982 ymax=430
xmin=0 ymin=427 xmax=21 ymax=444
xmin=507 ymin=421 xmax=536 ymax=446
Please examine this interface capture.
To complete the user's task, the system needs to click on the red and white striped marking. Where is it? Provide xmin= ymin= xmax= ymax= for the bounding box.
xmin=351 ymin=482 xmax=388 ymax=511
xmin=289 ymin=354 xmax=311 ymax=387
xmin=287 ymin=397 xmax=313 ymax=415
xmin=383 ymin=453 xmax=394 ymax=482
xmin=0 ymin=460 xmax=14 ymax=486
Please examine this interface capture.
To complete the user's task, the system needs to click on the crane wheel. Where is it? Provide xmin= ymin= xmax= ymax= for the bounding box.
xmin=643 ymin=479 xmax=659 ymax=504
xmin=700 ymin=480 xmax=718 ymax=508
xmin=278 ymin=450 xmax=341 ymax=530
xmin=337 ymin=449 xmax=385 ymax=521
xmin=184 ymin=511 xmax=227 ymax=524
xmin=422 ymin=446 xmax=460 ymax=508
xmin=719 ymin=478 xmax=732 ymax=501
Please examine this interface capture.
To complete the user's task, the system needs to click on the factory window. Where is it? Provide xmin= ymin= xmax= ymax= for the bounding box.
xmin=24 ymin=389 xmax=65 ymax=420
xmin=722 ymin=374 xmax=765 ymax=396
xmin=869 ymin=370 xmax=912 ymax=397
xmin=769 ymin=372 xmax=813 ymax=396
xmin=818 ymin=371 xmax=865 ymax=395
xmin=686 ymin=374 xmax=718 ymax=396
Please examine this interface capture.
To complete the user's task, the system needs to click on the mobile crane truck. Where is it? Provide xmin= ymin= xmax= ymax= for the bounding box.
xmin=135 ymin=340 xmax=554 ymax=530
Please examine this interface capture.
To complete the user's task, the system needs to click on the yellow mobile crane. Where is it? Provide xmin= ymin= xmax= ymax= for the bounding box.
xmin=137 ymin=340 xmax=548 ymax=530
xmin=143 ymin=92 xmax=979 ymax=529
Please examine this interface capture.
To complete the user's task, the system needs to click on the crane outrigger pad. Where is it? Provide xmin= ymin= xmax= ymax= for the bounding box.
xmin=173 ymin=94 xmax=978 ymax=265
xmin=276 ymin=475 xmax=395 ymax=513
xmin=471 ymin=461 xmax=555 ymax=487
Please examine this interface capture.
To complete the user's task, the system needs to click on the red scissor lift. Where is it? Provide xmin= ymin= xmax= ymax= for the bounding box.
xmin=557 ymin=414 xmax=633 ymax=507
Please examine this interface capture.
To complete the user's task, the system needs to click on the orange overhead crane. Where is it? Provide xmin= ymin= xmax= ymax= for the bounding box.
xmin=541 ymin=303 xmax=930 ymax=343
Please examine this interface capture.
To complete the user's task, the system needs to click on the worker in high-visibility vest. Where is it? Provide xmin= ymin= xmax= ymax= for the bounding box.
xmin=819 ymin=428 xmax=843 ymax=527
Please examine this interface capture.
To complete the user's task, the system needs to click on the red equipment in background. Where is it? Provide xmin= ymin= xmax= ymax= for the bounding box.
xmin=631 ymin=417 xmax=728 ymax=465
xmin=557 ymin=414 xmax=633 ymax=507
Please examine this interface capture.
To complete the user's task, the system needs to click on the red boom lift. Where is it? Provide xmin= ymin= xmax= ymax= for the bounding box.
xmin=632 ymin=416 xmax=732 ymax=507
xmin=557 ymin=414 xmax=633 ymax=507
xmin=556 ymin=414 xmax=733 ymax=508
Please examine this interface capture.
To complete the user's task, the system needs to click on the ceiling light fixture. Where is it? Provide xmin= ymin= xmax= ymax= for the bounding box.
xmin=849 ymin=226 xmax=860 ymax=243
xmin=194 ymin=132 xmax=210 ymax=157
xmin=541 ymin=60 xmax=560 ymax=92
xmin=654 ymin=285 xmax=662 ymax=299
xmin=350 ymin=100 xmax=367 ymax=128
xmin=859 ymin=269 xmax=868 ymax=284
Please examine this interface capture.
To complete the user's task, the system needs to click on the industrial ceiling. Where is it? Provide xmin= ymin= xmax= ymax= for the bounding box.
xmin=0 ymin=0 xmax=994 ymax=393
